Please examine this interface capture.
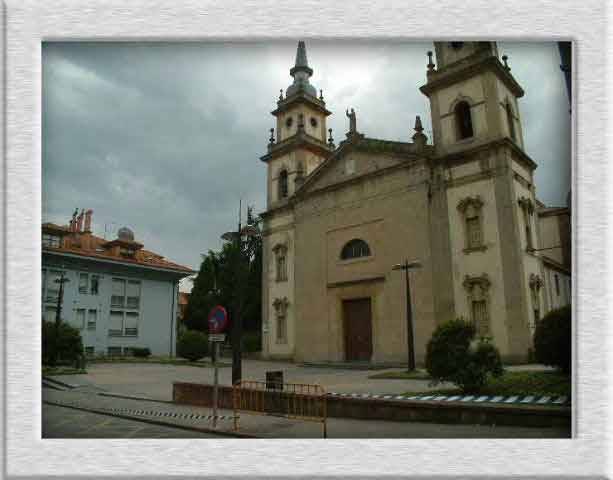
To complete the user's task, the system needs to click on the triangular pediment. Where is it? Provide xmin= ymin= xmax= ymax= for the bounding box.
xmin=296 ymin=136 xmax=428 ymax=197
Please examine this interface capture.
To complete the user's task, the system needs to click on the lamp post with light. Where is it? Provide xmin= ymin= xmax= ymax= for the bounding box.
xmin=52 ymin=268 xmax=70 ymax=366
xmin=392 ymin=260 xmax=422 ymax=372
xmin=221 ymin=201 xmax=261 ymax=385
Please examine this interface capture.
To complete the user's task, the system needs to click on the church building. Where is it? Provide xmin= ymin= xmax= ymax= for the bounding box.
xmin=260 ymin=41 xmax=571 ymax=365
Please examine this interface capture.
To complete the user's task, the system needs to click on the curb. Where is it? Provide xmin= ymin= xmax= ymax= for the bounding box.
xmin=97 ymin=392 xmax=173 ymax=404
xmin=43 ymin=400 xmax=256 ymax=438
xmin=42 ymin=376 xmax=77 ymax=390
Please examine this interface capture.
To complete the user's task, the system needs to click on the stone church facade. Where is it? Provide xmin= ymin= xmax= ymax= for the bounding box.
xmin=260 ymin=41 xmax=571 ymax=365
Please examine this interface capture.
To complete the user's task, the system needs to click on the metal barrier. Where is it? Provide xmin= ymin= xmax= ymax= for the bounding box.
xmin=233 ymin=380 xmax=327 ymax=438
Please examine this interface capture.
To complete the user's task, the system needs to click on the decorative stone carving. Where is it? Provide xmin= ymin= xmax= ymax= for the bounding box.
xmin=463 ymin=274 xmax=491 ymax=336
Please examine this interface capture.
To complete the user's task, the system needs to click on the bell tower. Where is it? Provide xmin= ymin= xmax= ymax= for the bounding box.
xmin=421 ymin=41 xmax=526 ymax=157
xmin=420 ymin=41 xmax=541 ymax=363
xmin=260 ymin=41 xmax=333 ymax=207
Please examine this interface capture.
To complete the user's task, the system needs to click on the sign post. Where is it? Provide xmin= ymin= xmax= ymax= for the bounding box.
xmin=208 ymin=305 xmax=228 ymax=429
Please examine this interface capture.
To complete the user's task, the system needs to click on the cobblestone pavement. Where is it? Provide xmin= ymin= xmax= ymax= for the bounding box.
xmin=42 ymin=386 xmax=570 ymax=439
xmin=43 ymin=402 xmax=222 ymax=438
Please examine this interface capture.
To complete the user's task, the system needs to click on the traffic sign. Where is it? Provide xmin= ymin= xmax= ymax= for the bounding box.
xmin=208 ymin=305 xmax=228 ymax=334
xmin=209 ymin=333 xmax=226 ymax=342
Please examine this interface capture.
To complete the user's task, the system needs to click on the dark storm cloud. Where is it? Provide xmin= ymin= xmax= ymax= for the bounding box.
xmin=42 ymin=41 xmax=570 ymax=289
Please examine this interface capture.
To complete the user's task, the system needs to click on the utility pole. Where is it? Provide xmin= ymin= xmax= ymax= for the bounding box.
xmin=392 ymin=260 xmax=422 ymax=372
xmin=52 ymin=269 xmax=69 ymax=366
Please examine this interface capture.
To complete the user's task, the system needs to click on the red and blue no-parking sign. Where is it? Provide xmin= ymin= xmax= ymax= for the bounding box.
xmin=208 ymin=305 xmax=228 ymax=334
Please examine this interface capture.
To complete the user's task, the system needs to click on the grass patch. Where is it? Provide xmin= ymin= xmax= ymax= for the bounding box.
xmin=369 ymin=369 xmax=431 ymax=380
xmin=43 ymin=366 xmax=87 ymax=376
xmin=402 ymin=370 xmax=571 ymax=397
xmin=88 ymin=356 xmax=231 ymax=368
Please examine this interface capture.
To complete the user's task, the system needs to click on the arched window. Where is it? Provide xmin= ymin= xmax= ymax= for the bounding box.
xmin=455 ymin=101 xmax=474 ymax=140
xmin=506 ymin=101 xmax=516 ymax=141
xmin=340 ymin=239 xmax=371 ymax=260
xmin=278 ymin=169 xmax=288 ymax=199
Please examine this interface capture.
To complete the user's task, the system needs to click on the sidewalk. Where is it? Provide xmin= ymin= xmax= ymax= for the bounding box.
xmin=42 ymin=387 xmax=570 ymax=439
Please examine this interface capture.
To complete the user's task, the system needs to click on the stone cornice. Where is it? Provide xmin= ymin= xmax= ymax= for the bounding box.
xmin=272 ymin=91 xmax=332 ymax=116
xmin=260 ymin=130 xmax=333 ymax=163
xmin=420 ymin=55 xmax=524 ymax=99
xmin=436 ymin=137 xmax=538 ymax=171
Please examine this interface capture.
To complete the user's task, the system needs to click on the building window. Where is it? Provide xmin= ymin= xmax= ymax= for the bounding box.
xmin=278 ymin=169 xmax=289 ymax=199
xmin=79 ymin=273 xmax=89 ymax=294
xmin=455 ymin=100 xmax=474 ymax=140
xmin=126 ymin=280 xmax=141 ymax=309
xmin=273 ymin=297 xmax=289 ymax=344
xmin=555 ymin=274 xmax=560 ymax=296
xmin=457 ymin=196 xmax=485 ymax=252
xmin=90 ymin=274 xmax=100 ymax=295
xmin=506 ymin=100 xmax=516 ymax=141
xmin=44 ymin=269 xmax=63 ymax=303
xmin=518 ymin=197 xmax=535 ymax=251
xmin=120 ymin=247 xmax=136 ymax=258
xmin=273 ymin=244 xmax=288 ymax=282
xmin=340 ymin=239 xmax=371 ymax=260
xmin=42 ymin=233 xmax=61 ymax=248
xmin=74 ymin=309 xmax=85 ymax=329
xmin=87 ymin=309 xmax=97 ymax=330
xmin=529 ymin=274 xmax=543 ymax=333
xmin=111 ymin=278 xmax=126 ymax=307
xmin=44 ymin=306 xmax=57 ymax=323
xmin=109 ymin=278 xmax=141 ymax=337
xmin=463 ymin=274 xmax=491 ymax=337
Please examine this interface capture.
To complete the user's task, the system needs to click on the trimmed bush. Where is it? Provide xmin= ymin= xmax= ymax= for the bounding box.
xmin=177 ymin=330 xmax=209 ymax=361
xmin=425 ymin=318 xmax=503 ymax=393
xmin=132 ymin=347 xmax=151 ymax=358
xmin=42 ymin=321 xmax=84 ymax=367
xmin=243 ymin=331 xmax=261 ymax=353
xmin=533 ymin=305 xmax=571 ymax=374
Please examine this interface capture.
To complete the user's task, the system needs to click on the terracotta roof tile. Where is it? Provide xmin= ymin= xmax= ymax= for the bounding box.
xmin=42 ymin=226 xmax=195 ymax=274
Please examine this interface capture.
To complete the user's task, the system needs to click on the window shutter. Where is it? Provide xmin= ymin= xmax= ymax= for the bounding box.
xmin=124 ymin=312 xmax=139 ymax=336
xmin=111 ymin=279 xmax=125 ymax=307
xmin=126 ymin=281 xmax=141 ymax=309
xmin=109 ymin=311 xmax=123 ymax=336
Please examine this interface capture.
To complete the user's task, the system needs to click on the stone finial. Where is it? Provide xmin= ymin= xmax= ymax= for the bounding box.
xmin=427 ymin=51 xmax=435 ymax=72
xmin=502 ymin=55 xmax=511 ymax=72
xmin=269 ymin=128 xmax=275 ymax=144
xmin=319 ymin=89 xmax=324 ymax=101
xmin=279 ymin=89 xmax=284 ymax=101
xmin=328 ymin=128 xmax=334 ymax=147
xmin=412 ymin=115 xmax=427 ymax=150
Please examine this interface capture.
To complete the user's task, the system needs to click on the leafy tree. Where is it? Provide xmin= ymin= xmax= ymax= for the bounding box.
xmin=183 ymin=207 xmax=262 ymax=338
xmin=533 ymin=305 xmax=571 ymax=374
xmin=426 ymin=318 xmax=504 ymax=393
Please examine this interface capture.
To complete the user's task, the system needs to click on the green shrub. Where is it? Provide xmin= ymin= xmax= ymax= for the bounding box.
xmin=425 ymin=318 xmax=503 ymax=393
xmin=42 ymin=321 xmax=84 ymax=367
xmin=177 ymin=330 xmax=209 ymax=361
xmin=533 ymin=305 xmax=571 ymax=374
xmin=243 ymin=331 xmax=261 ymax=353
xmin=132 ymin=347 xmax=151 ymax=358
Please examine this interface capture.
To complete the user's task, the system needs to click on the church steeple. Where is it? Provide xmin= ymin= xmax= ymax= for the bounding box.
xmin=261 ymin=41 xmax=333 ymax=206
xmin=287 ymin=41 xmax=317 ymax=98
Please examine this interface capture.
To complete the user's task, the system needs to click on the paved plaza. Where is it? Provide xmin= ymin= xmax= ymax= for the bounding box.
xmin=42 ymin=386 xmax=570 ymax=439
xmin=48 ymin=359 xmax=452 ymax=401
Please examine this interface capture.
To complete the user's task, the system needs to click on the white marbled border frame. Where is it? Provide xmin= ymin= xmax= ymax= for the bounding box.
xmin=2 ymin=0 xmax=610 ymax=478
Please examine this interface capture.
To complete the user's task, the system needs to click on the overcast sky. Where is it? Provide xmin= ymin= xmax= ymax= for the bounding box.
xmin=42 ymin=41 xmax=571 ymax=290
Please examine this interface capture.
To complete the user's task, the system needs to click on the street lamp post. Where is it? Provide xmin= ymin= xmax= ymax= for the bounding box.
xmin=52 ymin=269 xmax=70 ymax=366
xmin=221 ymin=201 xmax=261 ymax=385
xmin=392 ymin=260 xmax=422 ymax=372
